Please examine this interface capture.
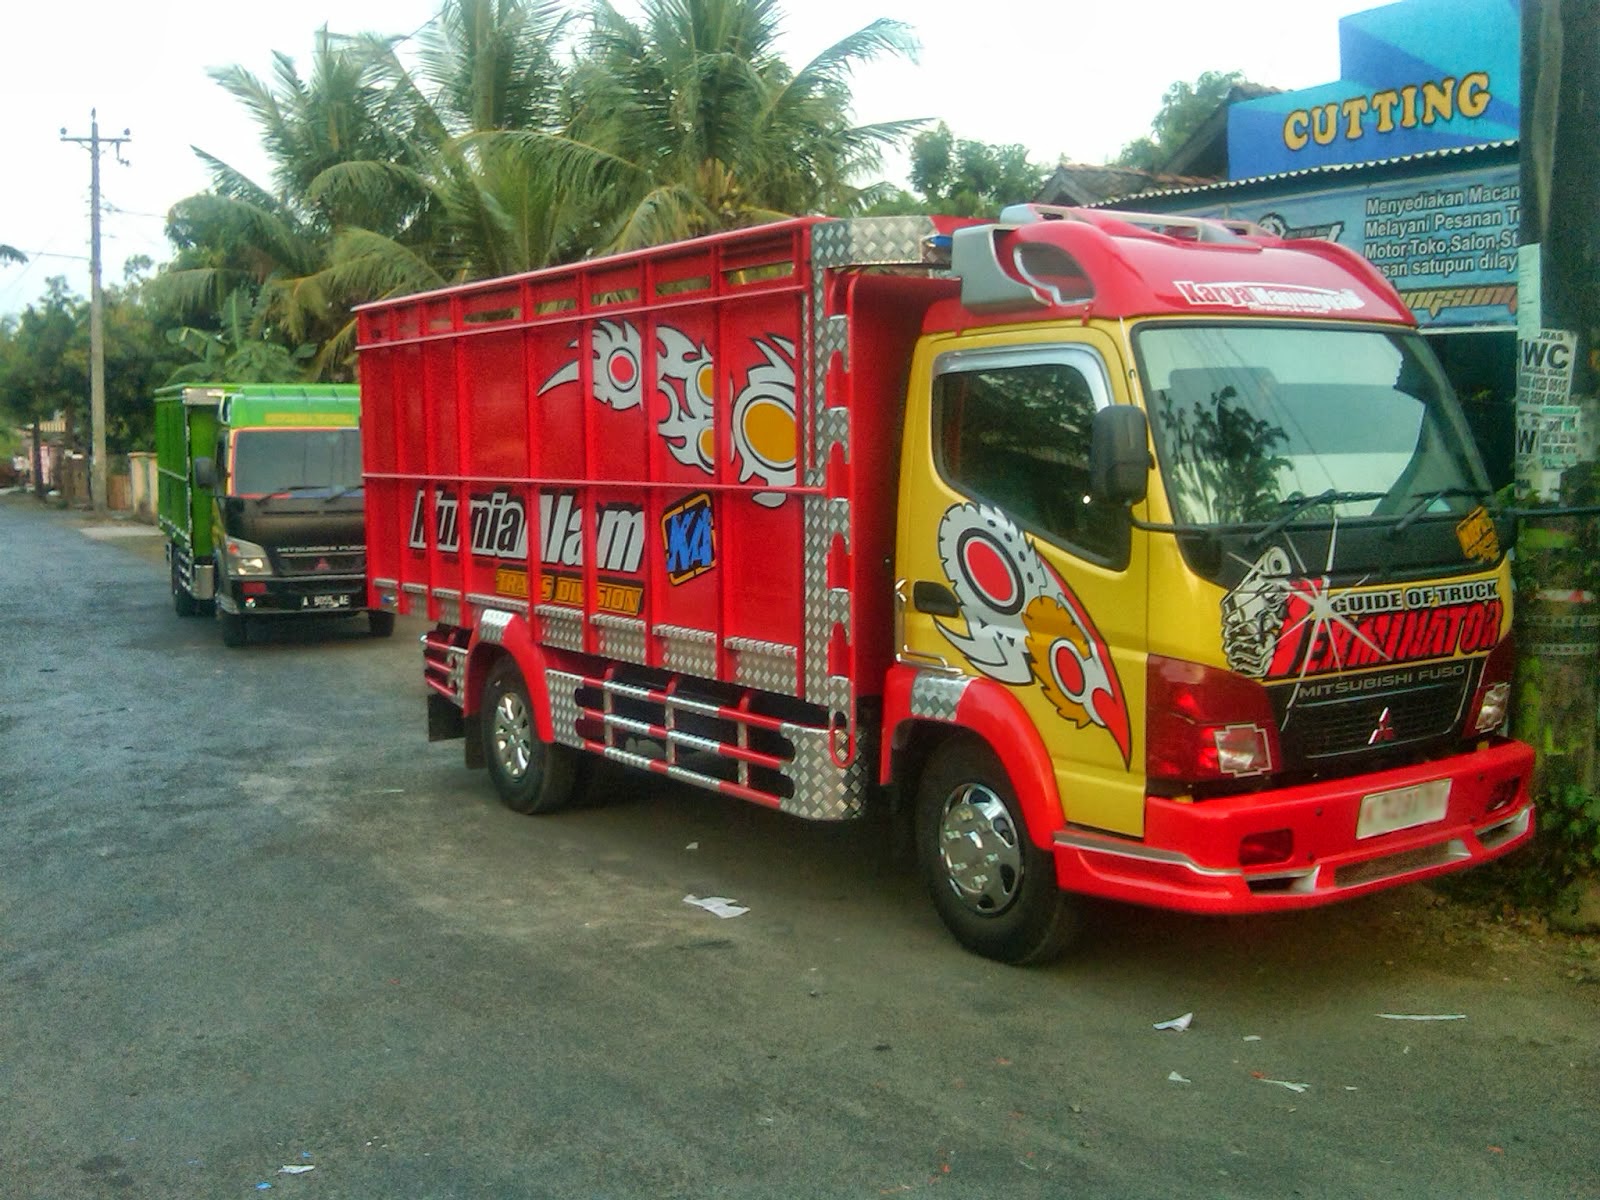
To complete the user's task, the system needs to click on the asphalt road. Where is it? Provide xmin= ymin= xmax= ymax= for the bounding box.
xmin=2 ymin=495 xmax=1597 ymax=1200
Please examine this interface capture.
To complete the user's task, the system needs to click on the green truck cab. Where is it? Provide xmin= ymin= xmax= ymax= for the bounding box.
xmin=155 ymin=384 xmax=393 ymax=647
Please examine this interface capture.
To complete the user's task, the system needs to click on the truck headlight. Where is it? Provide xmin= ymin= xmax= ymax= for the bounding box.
xmin=223 ymin=536 xmax=273 ymax=577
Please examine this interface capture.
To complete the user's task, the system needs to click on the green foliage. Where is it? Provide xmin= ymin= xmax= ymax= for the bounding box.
xmin=0 ymin=270 xmax=184 ymax=455
xmin=8 ymin=1 xmax=925 ymax=397
xmin=1546 ymin=784 xmax=1600 ymax=874
xmin=906 ymin=122 xmax=1046 ymax=216
xmin=1115 ymin=69 xmax=1248 ymax=170
xmin=0 ymin=278 xmax=88 ymax=437
xmin=550 ymin=0 xmax=921 ymax=249
xmin=165 ymin=288 xmax=315 ymax=385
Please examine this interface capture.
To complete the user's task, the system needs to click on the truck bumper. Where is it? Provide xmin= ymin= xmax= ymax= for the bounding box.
xmin=1052 ymin=738 xmax=1535 ymax=913
xmin=218 ymin=576 xmax=368 ymax=616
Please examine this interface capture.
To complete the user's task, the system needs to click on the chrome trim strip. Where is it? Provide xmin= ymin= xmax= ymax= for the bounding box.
xmin=1054 ymin=828 xmax=1245 ymax=878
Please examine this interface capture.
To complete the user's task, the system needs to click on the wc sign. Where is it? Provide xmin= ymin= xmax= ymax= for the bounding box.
xmin=1515 ymin=329 xmax=1591 ymax=500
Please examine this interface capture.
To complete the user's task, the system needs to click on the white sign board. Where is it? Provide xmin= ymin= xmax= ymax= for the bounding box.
xmin=1515 ymin=329 xmax=1584 ymax=500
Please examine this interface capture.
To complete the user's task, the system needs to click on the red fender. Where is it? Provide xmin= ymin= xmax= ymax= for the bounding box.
xmin=882 ymin=663 xmax=1065 ymax=851
xmin=465 ymin=614 xmax=555 ymax=743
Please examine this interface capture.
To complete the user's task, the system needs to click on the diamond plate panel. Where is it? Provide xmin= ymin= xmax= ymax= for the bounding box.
xmin=781 ymin=722 xmax=867 ymax=820
xmin=544 ymin=669 xmax=585 ymax=748
xmin=909 ymin=671 xmax=972 ymax=721
xmin=803 ymin=496 xmax=853 ymax=706
xmin=811 ymin=217 xmax=943 ymax=269
xmin=535 ymin=605 xmax=584 ymax=652
xmin=477 ymin=608 xmax=514 ymax=646
xmin=658 ymin=624 xmax=718 ymax=677
xmin=467 ymin=593 xmax=529 ymax=615
xmin=727 ymin=637 xmax=799 ymax=694
xmin=594 ymin=614 xmax=648 ymax=664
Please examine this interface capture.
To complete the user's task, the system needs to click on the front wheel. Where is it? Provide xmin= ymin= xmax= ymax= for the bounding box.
xmin=481 ymin=656 xmax=583 ymax=814
xmin=915 ymin=736 xmax=1080 ymax=965
xmin=367 ymin=610 xmax=396 ymax=638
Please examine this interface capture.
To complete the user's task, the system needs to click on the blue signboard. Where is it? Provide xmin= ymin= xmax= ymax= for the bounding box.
xmin=1228 ymin=0 xmax=1519 ymax=178
xmin=1171 ymin=163 xmax=1519 ymax=330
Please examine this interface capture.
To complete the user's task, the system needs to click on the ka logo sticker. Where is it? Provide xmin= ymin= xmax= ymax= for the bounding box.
xmin=663 ymin=493 xmax=716 ymax=584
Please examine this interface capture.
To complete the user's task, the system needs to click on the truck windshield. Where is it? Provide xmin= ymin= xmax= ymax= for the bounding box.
xmin=230 ymin=428 xmax=363 ymax=497
xmin=1136 ymin=324 xmax=1491 ymax=529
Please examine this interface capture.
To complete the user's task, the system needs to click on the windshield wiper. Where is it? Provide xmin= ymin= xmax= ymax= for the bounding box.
xmin=260 ymin=484 xmax=330 ymax=497
xmin=1390 ymin=486 xmax=1494 ymax=535
xmin=1251 ymin=489 xmax=1386 ymax=545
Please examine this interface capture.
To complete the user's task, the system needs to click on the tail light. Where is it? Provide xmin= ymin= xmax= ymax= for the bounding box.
xmin=1146 ymin=655 xmax=1281 ymax=789
xmin=1467 ymin=635 xmax=1515 ymax=736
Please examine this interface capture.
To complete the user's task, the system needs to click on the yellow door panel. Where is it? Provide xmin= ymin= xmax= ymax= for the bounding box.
xmin=897 ymin=323 xmax=1150 ymax=836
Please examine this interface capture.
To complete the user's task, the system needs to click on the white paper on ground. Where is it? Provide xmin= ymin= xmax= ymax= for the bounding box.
xmin=683 ymin=894 xmax=749 ymax=918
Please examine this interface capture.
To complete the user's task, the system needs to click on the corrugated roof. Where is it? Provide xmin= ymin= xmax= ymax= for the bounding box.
xmin=1091 ymin=139 xmax=1519 ymax=205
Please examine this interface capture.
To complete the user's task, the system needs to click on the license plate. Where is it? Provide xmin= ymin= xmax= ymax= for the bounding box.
xmin=1356 ymin=779 xmax=1450 ymax=839
xmin=305 ymin=594 xmax=353 ymax=610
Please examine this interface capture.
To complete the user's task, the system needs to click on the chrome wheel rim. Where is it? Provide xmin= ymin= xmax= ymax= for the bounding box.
xmin=937 ymin=783 xmax=1023 ymax=916
xmin=491 ymin=688 xmax=533 ymax=781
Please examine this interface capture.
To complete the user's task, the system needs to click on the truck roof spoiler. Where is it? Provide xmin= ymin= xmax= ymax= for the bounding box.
xmin=998 ymin=204 xmax=1269 ymax=244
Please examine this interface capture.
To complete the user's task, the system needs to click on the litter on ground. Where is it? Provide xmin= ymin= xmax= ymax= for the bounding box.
xmin=683 ymin=894 xmax=749 ymax=918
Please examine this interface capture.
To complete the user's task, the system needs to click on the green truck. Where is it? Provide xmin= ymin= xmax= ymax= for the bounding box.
xmin=155 ymin=384 xmax=393 ymax=646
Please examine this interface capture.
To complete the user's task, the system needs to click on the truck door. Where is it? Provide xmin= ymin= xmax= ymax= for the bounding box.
xmin=896 ymin=332 xmax=1149 ymax=836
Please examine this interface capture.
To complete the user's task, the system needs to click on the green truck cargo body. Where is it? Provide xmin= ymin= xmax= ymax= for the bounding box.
xmin=154 ymin=384 xmax=389 ymax=646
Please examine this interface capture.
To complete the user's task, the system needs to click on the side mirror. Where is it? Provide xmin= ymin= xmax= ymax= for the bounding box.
xmin=192 ymin=456 xmax=217 ymax=490
xmin=1089 ymin=405 xmax=1149 ymax=506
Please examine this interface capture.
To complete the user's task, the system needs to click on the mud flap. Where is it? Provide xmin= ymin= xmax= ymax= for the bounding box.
xmin=427 ymin=692 xmax=465 ymax=742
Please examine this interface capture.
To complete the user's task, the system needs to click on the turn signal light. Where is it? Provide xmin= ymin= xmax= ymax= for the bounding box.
xmin=1469 ymin=635 xmax=1515 ymax=735
xmin=1214 ymin=724 xmax=1274 ymax=776
xmin=1147 ymin=655 xmax=1281 ymax=788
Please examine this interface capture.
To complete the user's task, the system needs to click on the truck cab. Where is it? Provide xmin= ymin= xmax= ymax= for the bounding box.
xmin=156 ymin=384 xmax=391 ymax=646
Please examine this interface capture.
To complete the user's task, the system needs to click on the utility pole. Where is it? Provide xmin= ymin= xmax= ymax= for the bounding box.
xmin=60 ymin=110 xmax=131 ymax=515
xmin=1516 ymin=1 xmax=1600 ymax=915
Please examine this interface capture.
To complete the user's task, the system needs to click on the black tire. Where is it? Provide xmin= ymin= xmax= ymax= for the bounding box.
xmin=171 ymin=557 xmax=201 ymax=618
xmin=481 ymin=656 xmax=582 ymax=814
xmin=219 ymin=609 xmax=247 ymax=648
xmin=915 ymin=735 xmax=1081 ymax=965
xmin=367 ymin=610 xmax=396 ymax=638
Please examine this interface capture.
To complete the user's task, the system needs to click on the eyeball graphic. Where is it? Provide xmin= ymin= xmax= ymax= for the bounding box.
xmin=536 ymin=319 xmax=643 ymax=411
xmin=730 ymin=336 xmax=797 ymax=507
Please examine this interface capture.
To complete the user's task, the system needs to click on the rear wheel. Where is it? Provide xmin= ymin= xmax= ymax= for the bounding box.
xmin=171 ymin=556 xmax=202 ymax=617
xmin=481 ymin=656 xmax=582 ymax=814
xmin=367 ymin=610 xmax=396 ymax=638
xmin=915 ymin=736 xmax=1080 ymax=965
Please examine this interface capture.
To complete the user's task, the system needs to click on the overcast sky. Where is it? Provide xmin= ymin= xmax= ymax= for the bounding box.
xmin=0 ymin=0 xmax=1382 ymax=315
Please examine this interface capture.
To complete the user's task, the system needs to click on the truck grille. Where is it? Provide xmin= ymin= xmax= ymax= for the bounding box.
xmin=1274 ymin=665 xmax=1474 ymax=765
xmin=275 ymin=549 xmax=365 ymax=576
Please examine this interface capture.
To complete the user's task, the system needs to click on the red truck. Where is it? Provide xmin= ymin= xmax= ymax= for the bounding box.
xmin=357 ymin=209 xmax=1533 ymax=962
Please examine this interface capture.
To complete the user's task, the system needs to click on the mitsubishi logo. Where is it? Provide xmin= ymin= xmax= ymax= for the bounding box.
xmin=1368 ymin=706 xmax=1397 ymax=745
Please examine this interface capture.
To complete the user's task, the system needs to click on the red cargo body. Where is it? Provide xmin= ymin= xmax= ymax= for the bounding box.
xmin=359 ymin=218 xmax=957 ymax=818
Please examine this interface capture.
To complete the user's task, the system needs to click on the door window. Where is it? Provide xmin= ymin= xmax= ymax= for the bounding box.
xmin=933 ymin=348 xmax=1125 ymax=566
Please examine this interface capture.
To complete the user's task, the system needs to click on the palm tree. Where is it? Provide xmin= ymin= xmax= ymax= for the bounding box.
xmin=0 ymin=244 xmax=27 ymax=266
xmin=153 ymin=25 xmax=428 ymax=376
xmin=516 ymin=0 xmax=923 ymax=249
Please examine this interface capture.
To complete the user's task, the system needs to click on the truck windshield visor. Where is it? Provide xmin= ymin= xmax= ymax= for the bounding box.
xmin=231 ymin=428 xmax=363 ymax=496
xmin=1136 ymin=324 xmax=1491 ymax=529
